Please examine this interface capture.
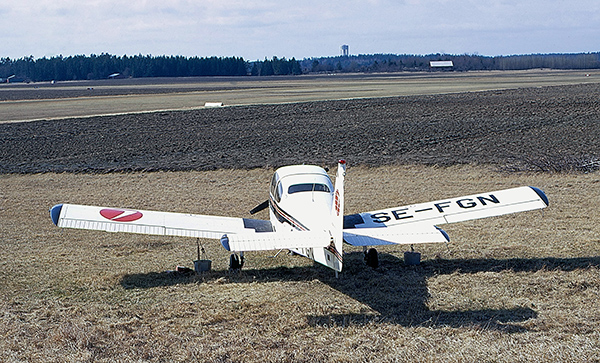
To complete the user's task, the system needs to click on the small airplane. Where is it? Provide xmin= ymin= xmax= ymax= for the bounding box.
xmin=49 ymin=160 xmax=549 ymax=274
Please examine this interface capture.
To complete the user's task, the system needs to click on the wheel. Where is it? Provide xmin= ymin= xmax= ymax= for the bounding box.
xmin=229 ymin=253 xmax=244 ymax=271
xmin=364 ymin=248 xmax=379 ymax=268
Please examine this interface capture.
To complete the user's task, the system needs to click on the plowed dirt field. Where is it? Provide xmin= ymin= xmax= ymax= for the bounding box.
xmin=2 ymin=83 xmax=600 ymax=174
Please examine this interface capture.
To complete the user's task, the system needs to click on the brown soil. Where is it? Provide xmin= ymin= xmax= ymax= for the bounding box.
xmin=2 ymin=83 xmax=600 ymax=174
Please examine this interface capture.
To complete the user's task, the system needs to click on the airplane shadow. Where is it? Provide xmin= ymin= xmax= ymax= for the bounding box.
xmin=120 ymin=253 xmax=600 ymax=330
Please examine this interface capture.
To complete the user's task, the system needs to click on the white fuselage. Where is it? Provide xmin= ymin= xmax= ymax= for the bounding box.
xmin=268 ymin=165 xmax=334 ymax=234
xmin=267 ymin=163 xmax=345 ymax=272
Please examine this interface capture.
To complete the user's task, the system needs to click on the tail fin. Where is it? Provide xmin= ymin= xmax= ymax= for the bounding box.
xmin=332 ymin=159 xmax=346 ymax=230
xmin=326 ymin=159 xmax=346 ymax=272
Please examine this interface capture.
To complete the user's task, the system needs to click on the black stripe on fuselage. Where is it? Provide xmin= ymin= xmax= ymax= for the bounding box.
xmin=326 ymin=243 xmax=343 ymax=263
xmin=269 ymin=195 xmax=310 ymax=231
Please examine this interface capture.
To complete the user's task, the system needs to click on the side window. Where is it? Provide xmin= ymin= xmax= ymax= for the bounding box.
xmin=270 ymin=173 xmax=278 ymax=198
xmin=275 ymin=182 xmax=283 ymax=202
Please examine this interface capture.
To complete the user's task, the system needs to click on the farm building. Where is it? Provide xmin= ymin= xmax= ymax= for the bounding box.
xmin=429 ymin=60 xmax=454 ymax=71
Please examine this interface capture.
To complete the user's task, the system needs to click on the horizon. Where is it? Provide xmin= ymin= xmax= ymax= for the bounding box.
xmin=3 ymin=50 xmax=599 ymax=63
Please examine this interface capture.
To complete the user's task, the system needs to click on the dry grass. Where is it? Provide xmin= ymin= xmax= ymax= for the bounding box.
xmin=1 ymin=165 xmax=600 ymax=362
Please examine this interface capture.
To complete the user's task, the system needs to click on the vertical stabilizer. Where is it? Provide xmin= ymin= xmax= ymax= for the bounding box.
xmin=326 ymin=160 xmax=346 ymax=272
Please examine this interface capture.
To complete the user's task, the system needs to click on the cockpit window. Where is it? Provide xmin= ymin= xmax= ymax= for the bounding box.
xmin=288 ymin=183 xmax=331 ymax=194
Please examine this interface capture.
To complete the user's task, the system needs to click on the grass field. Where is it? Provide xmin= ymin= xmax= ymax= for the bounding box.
xmin=2 ymin=69 xmax=600 ymax=123
xmin=2 ymin=71 xmax=600 ymax=361
xmin=2 ymin=165 xmax=600 ymax=362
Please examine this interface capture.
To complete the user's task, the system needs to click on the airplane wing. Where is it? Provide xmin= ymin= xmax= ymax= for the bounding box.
xmin=50 ymin=203 xmax=273 ymax=239
xmin=220 ymin=231 xmax=332 ymax=252
xmin=343 ymin=223 xmax=450 ymax=246
xmin=343 ymin=186 xmax=548 ymax=246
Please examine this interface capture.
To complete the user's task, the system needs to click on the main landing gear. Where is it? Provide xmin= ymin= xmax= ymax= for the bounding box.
xmin=364 ymin=247 xmax=379 ymax=268
xmin=363 ymin=245 xmax=422 ymax=268
xmin=229 ymin=252 xmax=244 ymax=272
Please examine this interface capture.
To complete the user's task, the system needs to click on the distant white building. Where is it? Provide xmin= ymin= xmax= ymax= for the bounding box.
xmin=429 ymin=61 xmax=454 ymax=69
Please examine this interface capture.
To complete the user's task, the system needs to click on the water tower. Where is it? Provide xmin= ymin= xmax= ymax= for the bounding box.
xmin=341 ymin=45 xmax=349 ymax=56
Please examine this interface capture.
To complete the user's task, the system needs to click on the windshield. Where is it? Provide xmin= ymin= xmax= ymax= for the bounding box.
xmin=288 ymin=183 xmax=331 ymax=194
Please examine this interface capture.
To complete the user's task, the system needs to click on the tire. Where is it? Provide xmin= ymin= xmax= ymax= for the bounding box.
xmin=229 ymin=253 xmax=243 ymax=271
xmin=364 ymin=248 xmax=379 ymax=268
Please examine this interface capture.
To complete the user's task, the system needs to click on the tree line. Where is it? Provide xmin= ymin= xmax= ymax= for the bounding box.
xmin=304 ymin=52 xmax=600 ymax=73
xmin=2 ymin=52 xmax=599 ymax=82
xmin=0 ymin=54 xmax=302 ymax=82
xmin=250 ymin=56 xmax=302 ymax=76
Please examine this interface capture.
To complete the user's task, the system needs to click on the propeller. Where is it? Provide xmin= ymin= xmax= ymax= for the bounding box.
xmin=249 ymin=200 xmax=269 ymax=215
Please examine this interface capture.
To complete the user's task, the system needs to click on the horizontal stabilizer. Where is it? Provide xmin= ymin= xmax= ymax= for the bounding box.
xmin=221 ymin=231 xmax=332 ymax=252
xmin=343 ymin=224 xmax=449 ymax=246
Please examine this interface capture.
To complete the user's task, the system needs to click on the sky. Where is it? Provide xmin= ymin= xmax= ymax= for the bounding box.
xmin=1 ymin=0 xmax=599 ymax=61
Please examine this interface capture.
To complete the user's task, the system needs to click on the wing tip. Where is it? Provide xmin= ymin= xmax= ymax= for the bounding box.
xmin=50 ymin=204 xmax=63 ymax=226
xmin=220 ymin=234 xmax=231 ymax=251
xmin=529 ymin=186 xmax=549 ymax=207
xmin=435 ymin=226 xmax=450 ymax=242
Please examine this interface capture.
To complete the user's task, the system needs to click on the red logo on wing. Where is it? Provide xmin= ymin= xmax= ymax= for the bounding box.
xmin=100 ymin=209 xmax=143 ymax=222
